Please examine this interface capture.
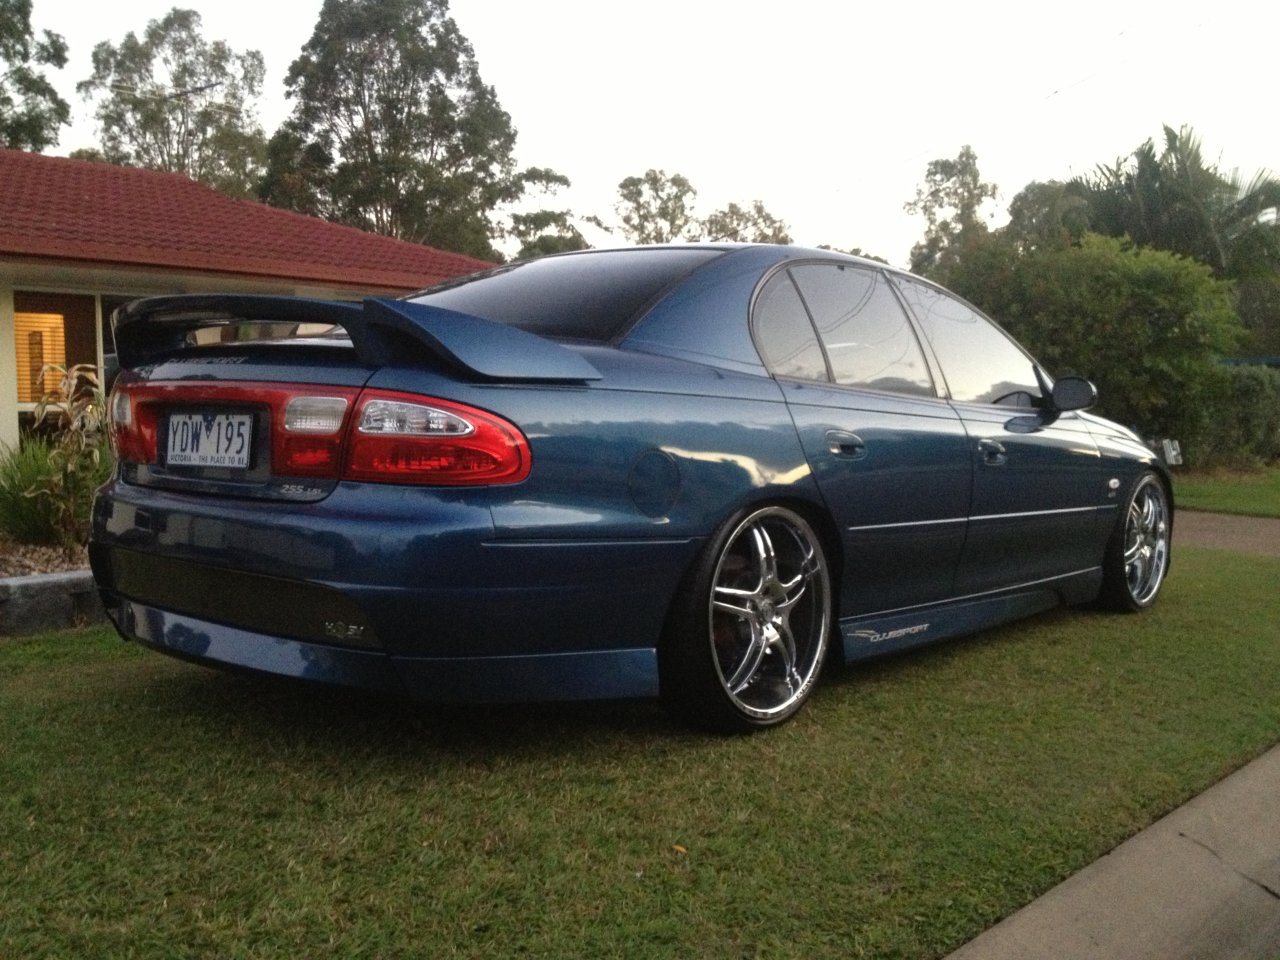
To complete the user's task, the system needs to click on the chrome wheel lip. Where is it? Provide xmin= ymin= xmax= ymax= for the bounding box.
xmin=1123 ymin=478 xmax=1170 ymax=606
xmin=708 ymin=507 xmax=830 ymax=721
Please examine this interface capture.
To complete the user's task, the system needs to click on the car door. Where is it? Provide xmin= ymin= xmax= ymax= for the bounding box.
xmin=892 ymin=276 xmax=1103 ymax=596
xmin=753 ymin=262 xmax=971 ymax=615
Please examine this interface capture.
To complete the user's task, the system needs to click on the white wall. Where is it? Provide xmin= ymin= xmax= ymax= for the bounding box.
xmin=0 ymin=286 xmax=18 ymax=451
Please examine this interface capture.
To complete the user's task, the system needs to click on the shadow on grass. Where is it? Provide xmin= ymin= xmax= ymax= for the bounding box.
xmin=101 ymin=604 xmax=1089 ymax=763
xmin=123 ymin=657 xmax=686 ymax=757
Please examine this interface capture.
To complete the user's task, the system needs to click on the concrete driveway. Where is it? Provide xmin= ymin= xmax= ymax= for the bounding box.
xmin=1175 ymin=510 xmax=1280 ymax=557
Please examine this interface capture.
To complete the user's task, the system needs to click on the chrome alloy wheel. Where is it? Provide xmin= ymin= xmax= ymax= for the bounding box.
xmin=707 ymin=507 xmax=830 ymax=722
xmin=1123 ymin=477 xmax=1170 ymax=606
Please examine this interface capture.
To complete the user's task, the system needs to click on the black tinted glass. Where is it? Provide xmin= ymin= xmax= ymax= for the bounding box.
xmin=790 ymin=264 xmax=934 ymax=397
xmin=752 ymin=272 xmax=829 ymax=381
xmin=894 ymin=278 xmax=1041 ymax=406
xmin=409 ymin=249 xmax=722 ymax=342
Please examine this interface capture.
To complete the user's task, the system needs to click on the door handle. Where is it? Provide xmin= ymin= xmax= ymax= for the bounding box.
xmin=826 ymin=430 xmax=867 ymax=460
xmin=978 ymin=438 xmax=1007 ymax=465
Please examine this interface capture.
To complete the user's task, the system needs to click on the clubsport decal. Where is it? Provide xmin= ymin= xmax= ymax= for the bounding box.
xmin=849 ymin=623 xmax=932 ymax=644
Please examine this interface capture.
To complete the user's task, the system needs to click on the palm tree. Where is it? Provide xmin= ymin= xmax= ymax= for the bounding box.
xmin=1075 ymin=125 xmax=1280 ymax=351
xmin=1077 ymin=125 xmax=1280 ymax=277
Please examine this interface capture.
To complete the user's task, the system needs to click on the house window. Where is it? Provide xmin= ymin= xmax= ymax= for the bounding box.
xmin=12 ymin=293 xmax=99 ymax=404
xmin=15 ymin=313 xmax=66 ymax=402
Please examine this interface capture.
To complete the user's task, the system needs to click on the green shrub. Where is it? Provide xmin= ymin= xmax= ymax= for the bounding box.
xmin=1188 ymin=364 xmax=1280 ymax=467
xmin=0 ymin=437 xmax=63 ymax=545
xmin=0 ymin=434 xmax=115 ymax=549
xmin=947 ymin=233 xmax=1249 ymax=463
xmin=998 ymin=235 xmax=1242 ymax=446
xmin=9 ymin=364 xmax=116 ymax=554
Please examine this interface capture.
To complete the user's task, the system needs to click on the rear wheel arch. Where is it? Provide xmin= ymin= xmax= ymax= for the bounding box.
xmin=770 ymin=496 xmax=845 ymax=657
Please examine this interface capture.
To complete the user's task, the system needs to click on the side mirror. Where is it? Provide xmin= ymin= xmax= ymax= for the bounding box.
xmin=1051 ymin=375 xmax=1097 ymax=412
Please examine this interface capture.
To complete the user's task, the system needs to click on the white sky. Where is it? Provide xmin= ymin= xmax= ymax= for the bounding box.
xmin=32 ymin=0 xmax=1277 ymax=267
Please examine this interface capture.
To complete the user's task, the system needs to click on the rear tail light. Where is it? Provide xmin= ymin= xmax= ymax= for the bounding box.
xmin=110 ymin=382 xmax=530 ymax=486
xmin=284 ymin=396 xmax=349 ymax=433
xmin=345 ymin=390 xmax=530 ymax=486
xmin=108 ymin=382 xmax=159 ymax=464
xmin=280 ymin=395 xmax=350 ymax=477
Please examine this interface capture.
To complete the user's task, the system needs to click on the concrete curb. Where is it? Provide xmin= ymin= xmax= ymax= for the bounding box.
xmin=0 ymin=569 xmax=105 ymax=636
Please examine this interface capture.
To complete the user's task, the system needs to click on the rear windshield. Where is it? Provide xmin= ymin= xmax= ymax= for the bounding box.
xmin=407 ymin=248 xmax=723 ymax=342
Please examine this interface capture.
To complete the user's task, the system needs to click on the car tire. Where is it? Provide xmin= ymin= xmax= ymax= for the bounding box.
xmin=1098 ymin=471 xmax=1171 ymax=612
xmin=660 ymin=505 xmax=832 ymax=733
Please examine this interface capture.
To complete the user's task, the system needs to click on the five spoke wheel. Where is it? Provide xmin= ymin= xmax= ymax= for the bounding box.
xmin=1123 ymin=477 xmax=1170 ymax=606
xmin=662 ymin=505 xmax=831 ymax=731
xmin=1100 ymin=471 xmax=1171 ymax=611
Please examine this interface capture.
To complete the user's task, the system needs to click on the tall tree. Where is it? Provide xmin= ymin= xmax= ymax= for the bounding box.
xmin=0 ymin=0 xmax=69 ymax=150
xmin=77 ymin=7 xmax=267 ymax=198
xmin=903 ymin=144 xmax=997 ymax=276
xmin=509 ymin=208 xmax=587 ymax=260
xmin=256 ymin=119 xmax=335 ymax=219
xmin=264 ymin=0 xmax=564 ymax=260
xmin=613 ymin=169 xmax=698 ymax=244
xmin=1003 ymin=180 xmax=1091 ymax=253
xmin=700 ymin=200 xmax=791 ymax=244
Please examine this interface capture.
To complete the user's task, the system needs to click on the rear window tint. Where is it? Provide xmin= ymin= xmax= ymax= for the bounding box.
xmin=408 ymin=248 xmax=723 ymax=342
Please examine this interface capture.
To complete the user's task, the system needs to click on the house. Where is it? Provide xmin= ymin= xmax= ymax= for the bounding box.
xmin=0 ymin=149 xmax=491 ymax=450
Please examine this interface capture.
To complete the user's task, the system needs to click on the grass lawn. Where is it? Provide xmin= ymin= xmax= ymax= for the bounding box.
xmin=1174 ymin=465 xmax=1280 ymax=517
xmin=3 ymin=545 xmax=1279 ymax=959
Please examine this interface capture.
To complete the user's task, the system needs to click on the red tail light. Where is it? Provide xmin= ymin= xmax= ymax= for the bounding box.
xmin=345 ymin=390 xmax=531 ymax=486
xmin=280 ymin=394 xmax=353 ymax=477
xmin=108 ymin=381 xmax=160 ymax=464
xmin=109 ymin=381 xmax=530 ymax=486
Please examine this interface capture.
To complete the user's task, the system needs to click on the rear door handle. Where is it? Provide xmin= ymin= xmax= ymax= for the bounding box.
xmin=978 ymin=438 xmax=1007 ymax=465
xmin=826 ymin=430 xmax=867 ymax=460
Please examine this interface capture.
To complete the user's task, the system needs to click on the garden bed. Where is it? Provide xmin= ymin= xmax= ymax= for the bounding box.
xmin=0 ymin=537 xmax=100 ymax=635
xmin=0 ymin=535 xmax=88 ymax=578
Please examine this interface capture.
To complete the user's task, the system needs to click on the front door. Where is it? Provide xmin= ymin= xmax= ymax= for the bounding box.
xmin=892 ymin=277 xmax=1103 ymax=596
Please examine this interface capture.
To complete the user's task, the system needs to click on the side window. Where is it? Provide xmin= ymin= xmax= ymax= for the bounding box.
xmin=789 ymin=264 xmax=935 ymax=397
xmin=752 ymin=271 xmax=829 ymax=381
xmin=894 ymin=278 xmax=1041 ymax=407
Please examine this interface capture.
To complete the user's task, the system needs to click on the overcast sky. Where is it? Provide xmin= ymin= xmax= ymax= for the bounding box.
xmin=33 ymin=0 xmax=1276 ymax=266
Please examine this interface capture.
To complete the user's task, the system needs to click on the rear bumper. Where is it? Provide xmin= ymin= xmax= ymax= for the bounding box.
xmin=104 ymin=594 xmax=660 ymax=702
xmin=91 ymin=478 xmax=681 ymax=702
xmin=109 ymin=595 xmax=402 ymax=692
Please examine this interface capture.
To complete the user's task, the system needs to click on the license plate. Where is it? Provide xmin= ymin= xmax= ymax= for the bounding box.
xmin=166 ymin=412 xmax=253 ymax=468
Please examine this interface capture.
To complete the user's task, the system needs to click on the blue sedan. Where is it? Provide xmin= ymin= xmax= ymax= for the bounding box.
xmin=90 ymin=245 xmax=1172 ymax=731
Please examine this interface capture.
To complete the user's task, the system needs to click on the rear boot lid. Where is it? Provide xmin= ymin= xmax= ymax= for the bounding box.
xmin=109 ymin=295 xmax=597 ymax=501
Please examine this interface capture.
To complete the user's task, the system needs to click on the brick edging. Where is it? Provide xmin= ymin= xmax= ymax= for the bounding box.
xmin=0 ymin=570 xmax=106 ymax=637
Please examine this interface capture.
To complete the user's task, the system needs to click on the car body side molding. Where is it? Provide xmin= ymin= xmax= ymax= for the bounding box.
xmin=838 ymin=567 xmax=1103 ymax=663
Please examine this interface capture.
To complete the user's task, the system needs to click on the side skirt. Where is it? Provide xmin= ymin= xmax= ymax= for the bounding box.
xmin=838 ymin=568 xmax=1103 ymax=663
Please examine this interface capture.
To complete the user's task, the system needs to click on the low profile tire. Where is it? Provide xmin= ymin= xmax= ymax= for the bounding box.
xmin=660 ymin=505 xmax=832 ymax=733
xmin=1098 ymin=471 xmax=1171 ymax=611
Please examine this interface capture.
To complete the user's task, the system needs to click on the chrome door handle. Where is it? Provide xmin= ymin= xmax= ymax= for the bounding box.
xmin=826 ymin=430 xmax=867 ymax=460
xmin=979 ymin=438 xmax=1007 ymax=465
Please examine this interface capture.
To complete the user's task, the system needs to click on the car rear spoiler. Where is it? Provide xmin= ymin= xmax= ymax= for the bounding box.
xmin=112 ymin=294 xmax=602 ymax=382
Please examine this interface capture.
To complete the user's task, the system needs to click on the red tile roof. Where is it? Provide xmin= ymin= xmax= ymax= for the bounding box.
xmin=0 ymin=149 xmax=491 ymax=291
